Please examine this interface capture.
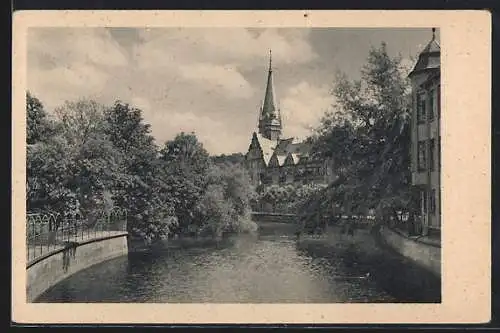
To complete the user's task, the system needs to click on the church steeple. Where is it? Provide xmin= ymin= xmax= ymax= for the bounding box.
xmin=258 ymin=50 xmax=282 ymax=141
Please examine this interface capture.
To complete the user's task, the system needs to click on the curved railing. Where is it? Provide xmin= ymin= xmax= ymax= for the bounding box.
xmin=26 ymin=208 xmax=128 ymax=265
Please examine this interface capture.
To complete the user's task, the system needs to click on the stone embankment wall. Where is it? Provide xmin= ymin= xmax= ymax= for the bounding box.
xmin=379 ymin=226 xmax=441 ymax=277
xmin=27 ymin=233 xmax=128 ymax=302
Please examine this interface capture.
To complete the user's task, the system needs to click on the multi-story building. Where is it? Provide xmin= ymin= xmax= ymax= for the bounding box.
xmin=408 ymin=29 xmax=441 ymax=237
xmin=245 ymin=51 xmax=335 ymax=188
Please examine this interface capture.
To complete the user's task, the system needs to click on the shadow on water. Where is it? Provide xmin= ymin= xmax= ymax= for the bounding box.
xmin=295 ymin=228 xmax=441 ymax=303
xmin=35 ymin=223 xmax=440 ymax=303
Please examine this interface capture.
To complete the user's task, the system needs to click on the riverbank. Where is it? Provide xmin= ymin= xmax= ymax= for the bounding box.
xmin=296 ymin=226 xmax=441 ymax=303
xmin=378 ymin=225 xmax=441 ymax=276
xmin=28 ymin=232 xmax=128 ymax=302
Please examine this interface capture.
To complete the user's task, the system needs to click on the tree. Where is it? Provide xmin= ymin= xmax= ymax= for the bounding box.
xmin=53 ymin=99 xmax=124 ymax=215
xmin=27 ymin=135 xmax=79 ymax=213
xmin=26 ymin=95 xmax=259 ymax=243
xmin=211 ymin=153 xmax=245 ymax=166
xmin=196 ymin=162 xmax=258 ymax=237
xmin=159 ymin=132 xmax=211 ymax=234
xmin=103 ymin=101 xmax=178 ymax=242
xmin=256 ymin=183 xmax=327 ymax=214
xmin=310 ymin=42 xmax=411 ymax=223
xmin=215 ymin=162 xmax=256 ymax=218
xmin=54 ymin=99 xmax=105 ymax=148
xmin=160 ymin=132 xmax=210 ymax=175
xmin=26 ymin=91 xmax=57 ymax=144
xmin=27 ymin=97 xmax=122 ymax=216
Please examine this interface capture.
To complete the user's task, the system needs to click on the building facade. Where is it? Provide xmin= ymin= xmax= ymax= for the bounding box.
xmin=245 ymin=52 xmax=335 ymax=188
xmin=408 ymin=29 xmax=441 ymax=237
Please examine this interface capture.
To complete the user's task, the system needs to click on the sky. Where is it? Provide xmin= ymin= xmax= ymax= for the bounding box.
xmin=27 ymin=27 xmax=440 ymax=155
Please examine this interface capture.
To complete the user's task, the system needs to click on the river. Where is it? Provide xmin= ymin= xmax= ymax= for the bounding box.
xmin=35 ymin=223 xmax=440 ymax=303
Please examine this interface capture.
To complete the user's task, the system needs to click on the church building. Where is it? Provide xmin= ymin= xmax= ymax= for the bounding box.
xmin=245 ymin=51 xmax=335 ymax=188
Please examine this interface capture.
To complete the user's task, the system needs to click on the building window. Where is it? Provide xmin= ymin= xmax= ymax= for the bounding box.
xmin=417 ymin=92 xmax=426 ymax=123
xmin=429 ymin=139 xmax=436 ymax=171
xmin=417 ymin=141 xmax=427 ymax=171
xmin=279 ymin=172 xmax=286 ymax=183
xmin=430 ymin=189 xmax=436 ymax=214
xmin=428 ymin=89 xmax=435 ymax=121
xmin=420 ymin=189 xmax=427 ymax=214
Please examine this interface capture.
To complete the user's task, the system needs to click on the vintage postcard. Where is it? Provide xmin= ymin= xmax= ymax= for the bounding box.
xmin=12 ymin=10 xmax=491 ymax=324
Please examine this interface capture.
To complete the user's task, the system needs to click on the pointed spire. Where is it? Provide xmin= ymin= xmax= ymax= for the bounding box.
xmin=258 ymin=50 xmax=282 ymax=140
xmin=269 ymin=49 xmax=272 ymax=71
xmin=262 ymin=50 xmax=277 ymax=118
xmin=432 ymin=27 xmax=436 ymax=40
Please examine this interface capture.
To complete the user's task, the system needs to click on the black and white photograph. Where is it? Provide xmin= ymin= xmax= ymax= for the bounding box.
xmin=13 ymin=10 xmax=490 ymax=324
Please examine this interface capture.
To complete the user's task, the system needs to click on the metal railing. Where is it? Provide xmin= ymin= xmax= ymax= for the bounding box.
xmin=26 ymin=207 xmax=127 ymax=265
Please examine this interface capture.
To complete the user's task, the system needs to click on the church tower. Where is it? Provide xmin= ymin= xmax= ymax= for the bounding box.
xmin=258 ymin=50 xmax=282 ymax=141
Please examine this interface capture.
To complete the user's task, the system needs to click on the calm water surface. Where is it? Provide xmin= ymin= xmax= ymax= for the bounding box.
xmin=36 ymin=225 xmax=440 ymax=303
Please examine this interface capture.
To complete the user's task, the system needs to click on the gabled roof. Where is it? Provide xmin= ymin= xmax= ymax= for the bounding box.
xmin=255 ymin=133 xmax=278 ymax=166
xmin=268 ymin=153 xmax=279 ymax=167
xmin=277 ymin=155 xmax=287 ymax=166
xmin=284 ymin=152 xmax=301 ymax=166
xmin=274 ymin=137 xmax=311 ymax=156
xmin=274 ymin=138 xmax=294 ymax=154
xmin=290 ymin=153 xmax=301 ymax=165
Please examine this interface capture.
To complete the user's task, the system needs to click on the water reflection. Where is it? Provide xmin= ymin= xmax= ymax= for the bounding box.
xmin=36 ymin=228 xmax=439 ymax=303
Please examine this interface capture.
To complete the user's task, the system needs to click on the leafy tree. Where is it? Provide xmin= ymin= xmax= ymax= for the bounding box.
xmin=26 ymin=91 xmax=57 ymax=144
xmin=26 ymin=95 xmax=259 ymax=244
xmin=53 ymin=99 xmax=123 ymax=215
xmin=215 ymin=162 xmax=256 ymax=218
xmin=258 ymin=183 xmax=327 ymax=214
xmin=211 ymin=153 xmax=245 ymax=166
xmin=160 ymin=132 xmax=210 ymax=175
xmin=309 ymin=42 xmax=411 ymax=223
xmin=27 ymin=97 xmax=122 ymax=216
xmin=196 ymin=183 xmax=232 ymax=237
xmin=159 ymin=132 xmax=211 ymax=234
xmin=196 ymin=162 xmax=258 ymax=237
xmin=27 ymin=135 xmax=79 ymax=213
xmin=103 ymin=101 xmax=178 ymax=242
xmin=54 ymin=99 xmax=106 ymax=148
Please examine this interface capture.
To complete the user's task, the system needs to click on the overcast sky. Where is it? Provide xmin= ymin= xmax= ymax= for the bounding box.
xmin=27 ymin=27 xmax=439 ymax=155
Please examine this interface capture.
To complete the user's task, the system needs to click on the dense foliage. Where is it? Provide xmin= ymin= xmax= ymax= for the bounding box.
xmin=257 ymin=183 xmax=328 ymax=214
xmin=26 ymin=94 xmax=257 ymax=243
xmin=303 ymin=42 xmax=413 ymax=224
xmin=196 ymin=162 xmax=258 ymax=237
xmin=211 ymin=153 xmax=245 ymax=166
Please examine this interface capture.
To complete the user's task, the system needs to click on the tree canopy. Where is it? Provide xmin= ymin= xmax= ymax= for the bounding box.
xmin=305 ymin=42 xmax=412 ymax=221
xmin=26 ymin=94 xmax=257 ymax=243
